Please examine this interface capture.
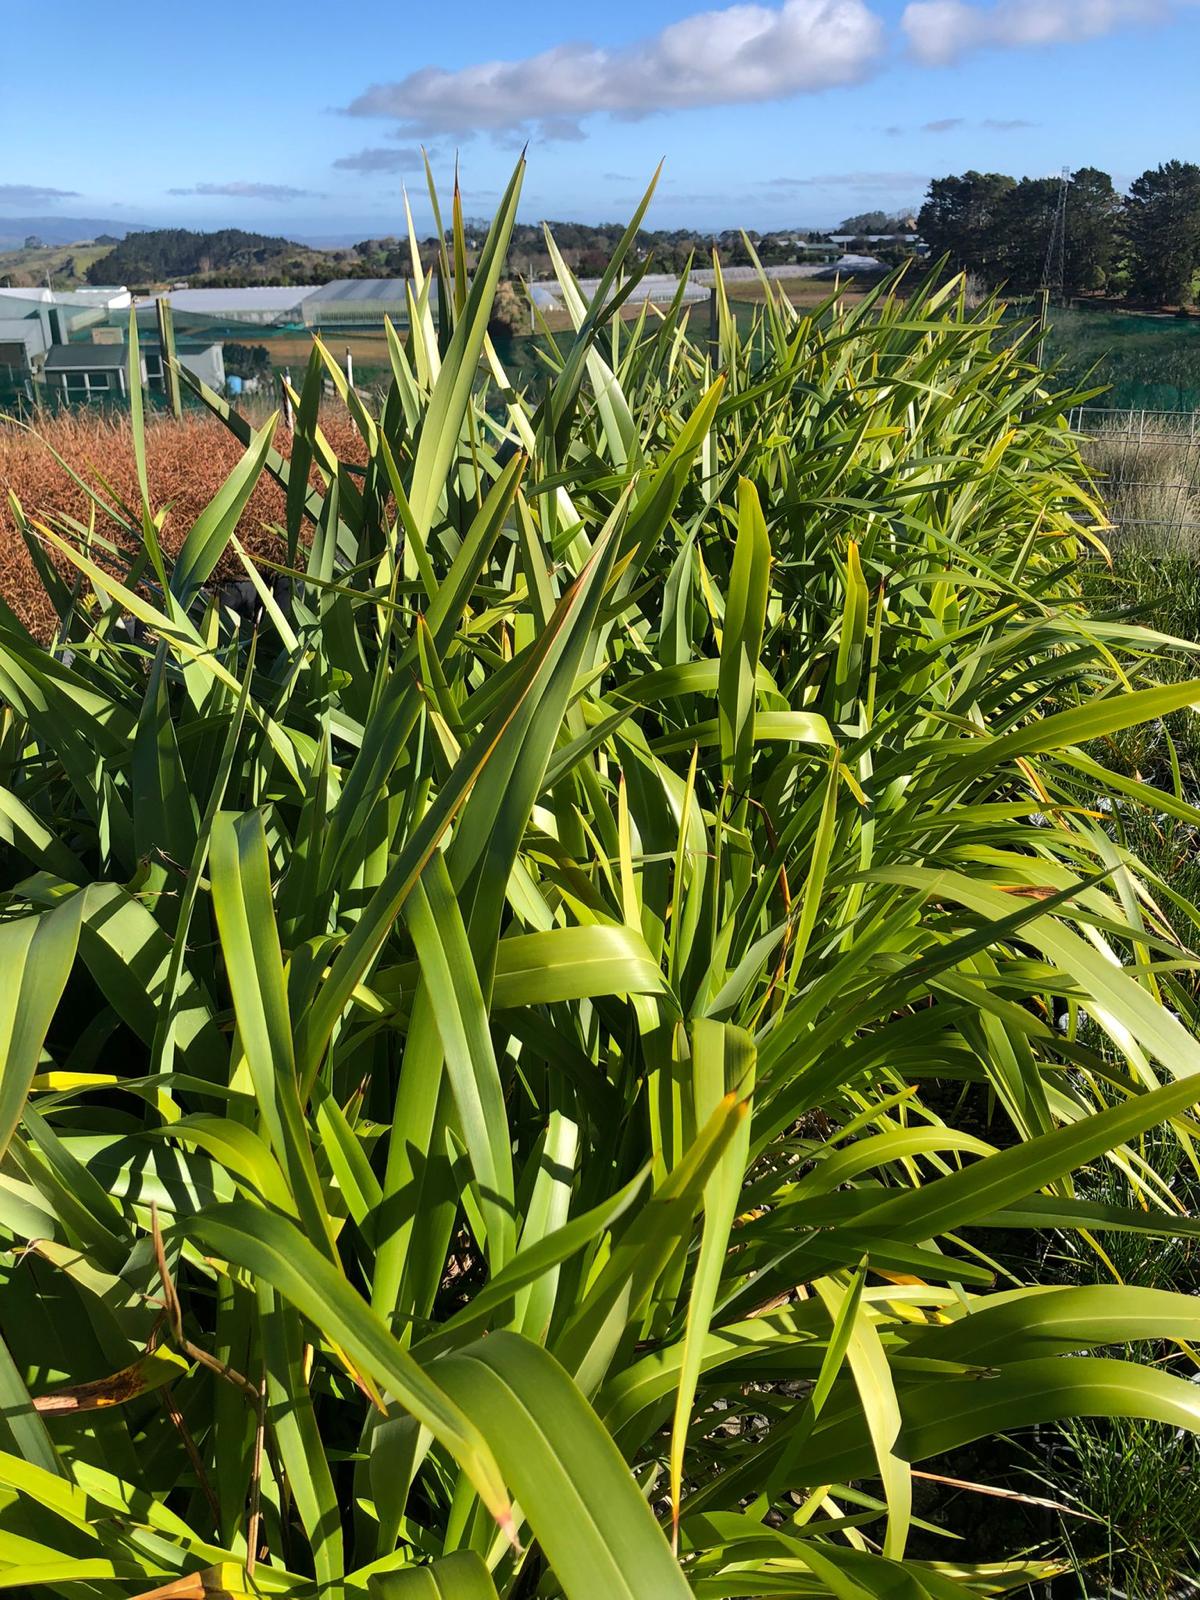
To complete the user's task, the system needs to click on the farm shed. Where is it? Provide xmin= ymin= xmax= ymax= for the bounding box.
xmin=0 ymin=317 xmax=47 ymax=377
xmin=0 ymin=290 xmax=83 ymax=348
xmin=0 ymin=286 xmax=132 ymax=342
xmin=42 ymin=343 xmax=144 ymax=399
xmin=54 ymin=286 xmax=132 ymax=313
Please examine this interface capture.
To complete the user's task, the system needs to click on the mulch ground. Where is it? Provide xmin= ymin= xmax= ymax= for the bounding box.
xmin=0 ymin=409 xmax=366 ymax=639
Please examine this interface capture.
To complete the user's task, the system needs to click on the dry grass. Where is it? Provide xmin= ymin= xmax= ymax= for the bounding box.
xmin=246 ymin=331 xmax=396 ymax=366
xmin=1082 ymin=417 xmax=1200 ymax=553
xmin=0 ymin=408 xmax=365 ymax=638
xmin=720 ymin=277 xmax=875 ymax=308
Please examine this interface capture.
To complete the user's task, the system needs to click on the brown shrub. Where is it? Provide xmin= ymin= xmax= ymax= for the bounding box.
xmin=0 ymin=409 xmax=366 ymax=639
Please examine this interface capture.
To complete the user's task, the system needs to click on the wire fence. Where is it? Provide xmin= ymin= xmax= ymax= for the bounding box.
xmin=1068 ymin=405 xmax=1200 ymax=547
xmin=1068 ymin=404 xmax=1200 ymax=440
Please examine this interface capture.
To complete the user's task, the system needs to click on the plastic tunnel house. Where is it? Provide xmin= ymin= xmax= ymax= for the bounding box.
xmin=132 ymin=286 xmax=316 ymax=333
xmin=301 ymin=278 xmax=414 ymax=328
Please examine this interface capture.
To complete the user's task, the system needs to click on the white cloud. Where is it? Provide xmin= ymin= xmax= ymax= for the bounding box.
xmin=343 ymin=0 xmax=886 ymax=140
xmin=902 ymin=0 xmax=1183 ymax=64
xmin=887 ymin=114 xmax=1035 ymax=132
xmin=167 ymin=181 xmax=320 ymax=201
xmin=763 ymin=170 xmax=928 ymax=188
xmin=332 ymin=147 xmax=426 ymax=174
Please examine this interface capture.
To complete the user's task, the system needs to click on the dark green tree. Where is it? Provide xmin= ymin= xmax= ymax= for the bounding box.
xmin=1125 ymin=161 xmax=1200 ymax=305
xmin=993 ymin=176 xmax=1062 ymax=292
xmin=918 ymin=172 xmax=1016 ymax=280
xmin=1064 ymin=167 xmax=1120 ymax=294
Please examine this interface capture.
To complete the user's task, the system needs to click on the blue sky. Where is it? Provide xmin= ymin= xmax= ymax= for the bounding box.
xmin=3 ymin=0 xmax=1199 ymax=240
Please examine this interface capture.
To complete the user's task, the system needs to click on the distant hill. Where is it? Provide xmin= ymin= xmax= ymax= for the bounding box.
xmin=0 ymin=216 xmax=153 ymax=248
xmin=84 ymin=227 xmax=349 ymax=289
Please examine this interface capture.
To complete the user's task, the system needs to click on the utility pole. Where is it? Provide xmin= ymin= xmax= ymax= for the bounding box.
xmin=1041 ymin=167 xmax=1069 ymax=306
xmin=1036 ymin=167 xmax=1070 ymax=368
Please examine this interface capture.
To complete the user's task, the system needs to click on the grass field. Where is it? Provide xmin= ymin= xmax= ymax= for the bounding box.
xmin=244 ymin=330 xmax=394 ymax=364
xmin=721 ymin=274 xmax=876 ymax=306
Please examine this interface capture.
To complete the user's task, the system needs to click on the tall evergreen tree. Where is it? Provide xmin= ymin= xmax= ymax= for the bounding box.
xmin=999 ymin=169 xmax=1120 ymax=296
xmin=918 ymin=171 xmax=1016 ymax=280
xmin=994 ymin=176 xmax=1062 ymax=292
xmin=1065 ymin=167 xmax=1120 ymax=294
xmin=1125 ymin=160 xmax=1200 ymax=305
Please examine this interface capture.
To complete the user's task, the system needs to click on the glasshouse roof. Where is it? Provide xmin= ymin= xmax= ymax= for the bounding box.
xmin=140 ymin=287 xmax=316 ymax=314
xmin=303 ymin=279 xmax=411 ymax=304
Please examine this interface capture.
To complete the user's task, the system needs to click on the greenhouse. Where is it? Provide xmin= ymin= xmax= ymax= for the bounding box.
xmin=301 ymin=277 xmax=413 ymax=327
xmin=134 ymin=285 xmax=316 ymax=329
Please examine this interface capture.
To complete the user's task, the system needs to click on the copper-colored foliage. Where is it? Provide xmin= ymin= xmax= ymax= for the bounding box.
xmin=31 ymin=1346 xmax=187 ymax=1413
xmin=0 ymin=408 xmax=366 ymax=639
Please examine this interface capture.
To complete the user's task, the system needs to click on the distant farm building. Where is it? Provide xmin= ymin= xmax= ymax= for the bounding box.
xmin=828 ymin=233 xmax=921 ymax=246
xmin=0 ymin=286 xmax=131 ymax=312
xmin=131 ymin=273 xmax=716 ymax=337
xmin=0 ymin=285 xmax=131 ymax=348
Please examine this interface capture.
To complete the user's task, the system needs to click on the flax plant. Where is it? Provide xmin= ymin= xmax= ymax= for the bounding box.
xmin=3 ymin=162 xmax=1200 ymax=1599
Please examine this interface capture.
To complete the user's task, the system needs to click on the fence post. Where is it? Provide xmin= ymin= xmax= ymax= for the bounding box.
xmin=281 ymin=367 xmax=295 ymax=431
xmin=156 ymin=297 xmax=181 ymax=420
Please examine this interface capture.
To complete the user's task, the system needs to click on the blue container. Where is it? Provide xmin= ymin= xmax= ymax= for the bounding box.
xmin=227 ymin=375 xmax=244 ymax=396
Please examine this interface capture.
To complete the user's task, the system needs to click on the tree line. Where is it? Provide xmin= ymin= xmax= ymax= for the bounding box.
xmin=918 ymin=162 xmax=1200 ymax=306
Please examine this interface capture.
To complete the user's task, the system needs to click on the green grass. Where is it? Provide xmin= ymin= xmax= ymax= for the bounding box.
xmin=4 ymin=165 xmax=1200 ymax=1598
